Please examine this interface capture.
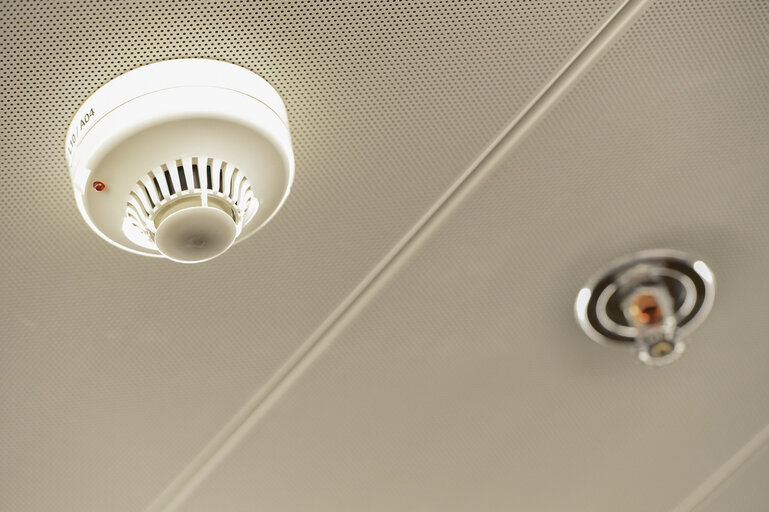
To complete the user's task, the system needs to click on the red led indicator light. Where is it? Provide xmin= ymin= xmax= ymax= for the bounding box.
xmin=92 ymin=181 xmax=106 ymax=191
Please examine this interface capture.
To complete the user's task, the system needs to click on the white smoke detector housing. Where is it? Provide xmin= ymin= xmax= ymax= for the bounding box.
xmin=65 ymin=59 xmax=294 ymax=263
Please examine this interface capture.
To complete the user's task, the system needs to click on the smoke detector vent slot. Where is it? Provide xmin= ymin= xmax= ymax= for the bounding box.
xmin=123 ymin=157 xmax=258 ymax=262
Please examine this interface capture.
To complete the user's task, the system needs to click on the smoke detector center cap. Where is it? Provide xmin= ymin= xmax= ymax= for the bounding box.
xmin=155 ymin=206 xmax=237 ymax=263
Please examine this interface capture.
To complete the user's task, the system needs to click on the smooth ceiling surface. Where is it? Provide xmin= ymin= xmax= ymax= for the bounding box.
xmin=694 ymin=435 xmax=769 ymax=512
xmin=0 ymin=2 xmax=624 ymax=512
xmin=171 ymin=1 xmax=769 ymax=511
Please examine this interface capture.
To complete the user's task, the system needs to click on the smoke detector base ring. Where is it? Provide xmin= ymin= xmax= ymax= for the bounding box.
xmin=65 ymin=59 xmax=294 ymax=262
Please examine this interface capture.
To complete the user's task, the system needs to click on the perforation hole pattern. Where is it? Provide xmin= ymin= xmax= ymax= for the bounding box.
xmin=165 ymin=2 xmax=769 ymax=512
xmin=0 ymin=2 xmax=620 ymax=512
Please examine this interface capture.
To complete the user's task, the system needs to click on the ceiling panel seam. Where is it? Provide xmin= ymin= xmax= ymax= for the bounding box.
xmin=144 ymin=1 xmax=652 ymax=510
xmin=673 ymin=422 xmax=769 ymax=512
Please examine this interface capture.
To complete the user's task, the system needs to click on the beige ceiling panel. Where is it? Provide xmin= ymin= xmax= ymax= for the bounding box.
xmin=0 ymin=1 xmax=622 ymax=511
xmin=692 ymin=433 xmax=769 ymax=512
xmin=173 ymin=1 xmax=769 ymax=511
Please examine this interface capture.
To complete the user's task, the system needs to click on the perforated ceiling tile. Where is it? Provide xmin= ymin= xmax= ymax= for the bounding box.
xmin=171 ymin=1 xmax=769 ymax=511
xmin=0 ymin=1 xmax=622 ymax=511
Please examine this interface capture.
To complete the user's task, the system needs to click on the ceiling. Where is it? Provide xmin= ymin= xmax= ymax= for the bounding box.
xmin=2 ymin=1 xmax=768 ymax=511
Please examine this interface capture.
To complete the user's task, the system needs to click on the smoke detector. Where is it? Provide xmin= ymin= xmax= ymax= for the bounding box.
xmin=65 ymin=59 xmax=294 ymax=263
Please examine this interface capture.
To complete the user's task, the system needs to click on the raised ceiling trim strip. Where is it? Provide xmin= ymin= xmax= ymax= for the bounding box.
xmin=144 ymin=1 xmax=652 ymax=510
xmin=673 ymin=422 xmax=769 ymax=512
